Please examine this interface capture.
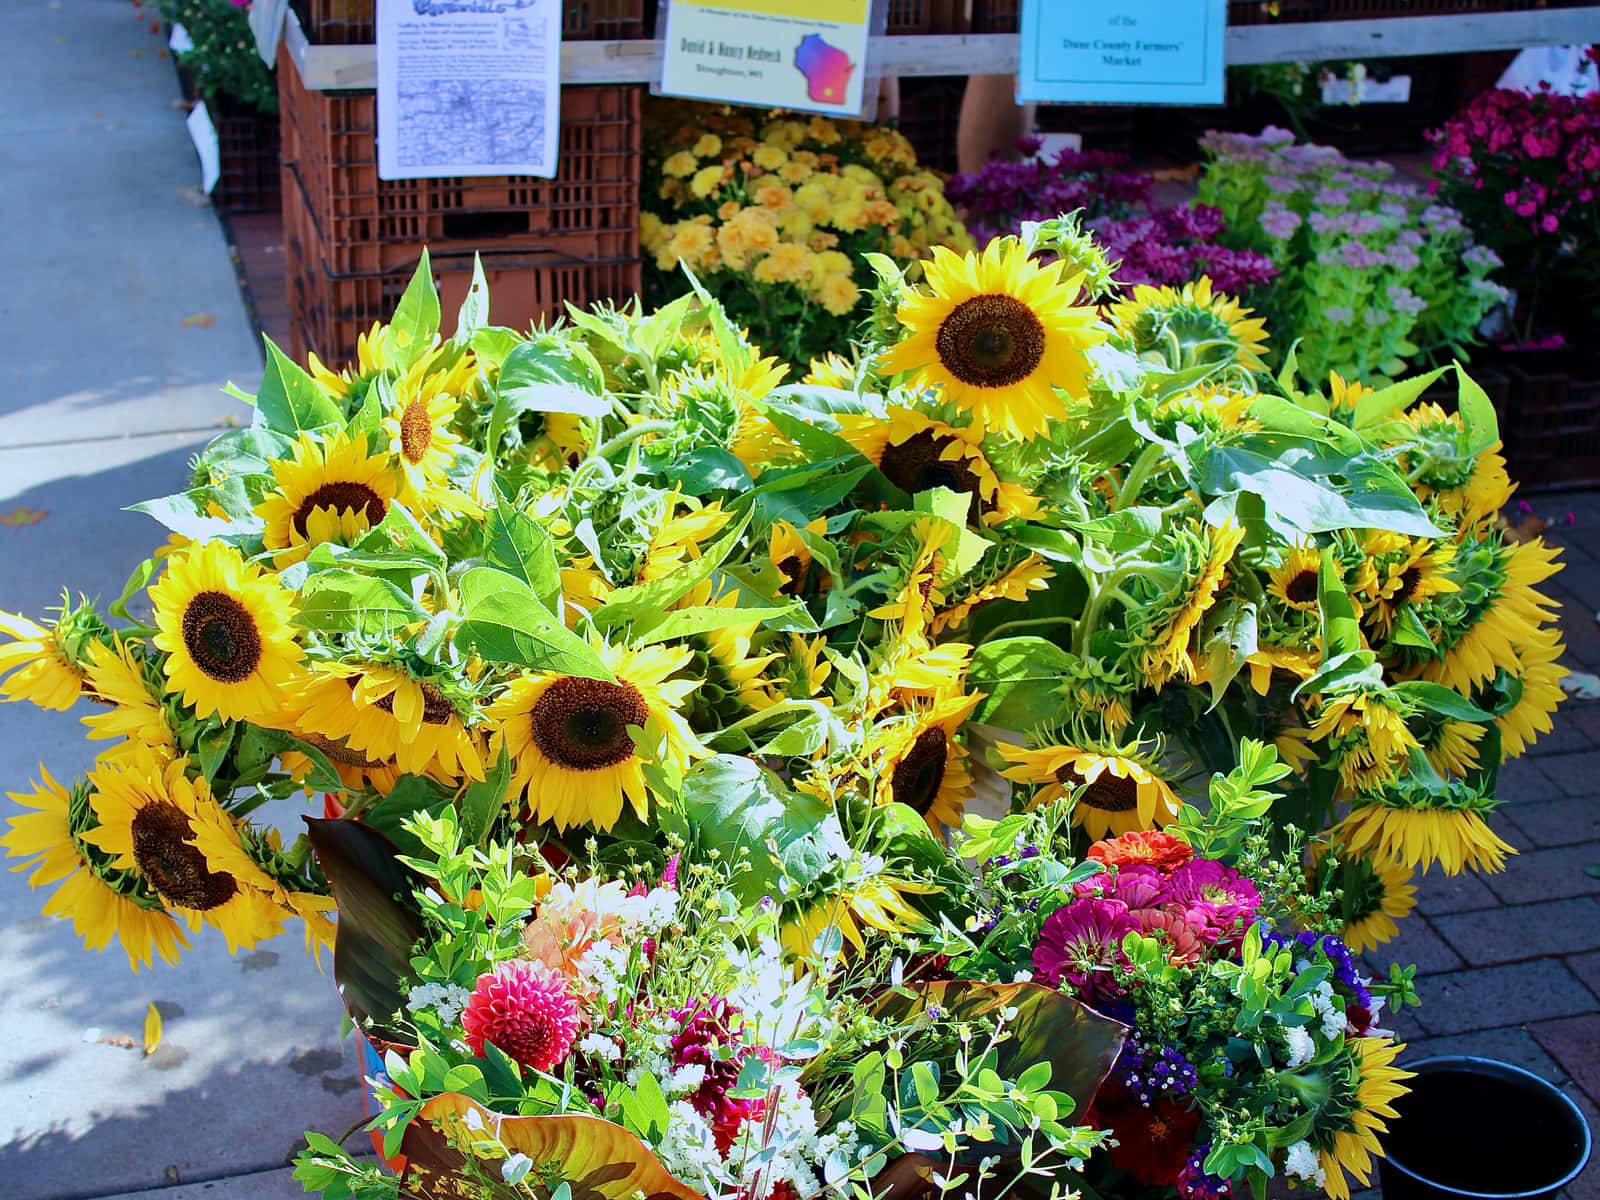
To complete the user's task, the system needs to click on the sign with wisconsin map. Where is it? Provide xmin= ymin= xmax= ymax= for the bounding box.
xmin=659 ymin=0 xmax=871 ymax=116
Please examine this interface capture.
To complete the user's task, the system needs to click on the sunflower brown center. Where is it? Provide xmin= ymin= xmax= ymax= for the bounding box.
xmin=1285 ymin=569 xmax=1319 ymax=606
xmin=398 ymin=400 xmax=433 ymax=465
xmin=299 ymin=730 xmax=386 ymax=768
xmin=1055 ymin=765 xmax=1138 ymax=812
xmin=369 ymin=678 xmax=455 ymax=725
xmin=1397 ymin=565 xmax=1424 ymax=605
xmin=935 ymin=294 xmax=1047 ymax=389
xmin=892 ymin=727 xmax=949 ymax=815
xmin=291 ymin=482 xmax=388 ymax=537
xmin=180 ymin=591 xmax=263 ymax=683
xmin=530 ymin=676 xmax=650 ymax=770
xmin=776 ymin=554 xmax=806 ymax=596
xmin=879 ymin=430 xmax=986 ymax=522
xmin=130 ymin=800 xmax=238 ymax=911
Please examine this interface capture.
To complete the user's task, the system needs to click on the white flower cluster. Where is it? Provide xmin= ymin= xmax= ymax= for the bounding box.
xmin=1283 ymin=1025 xmax=1316 ymax=1068
xmin=575 ymin=938 xmax=631 ymax=1005
xmin=1285 ymin=1140 xmax=1326 ymax=1187
xmin=577 ymin=1032 xmax=622 ymax=1062
xmin=406 ymin=981 xmax=471 ymax=1026
xmin=1309 ymin=981 xmax=1347 ymax=1041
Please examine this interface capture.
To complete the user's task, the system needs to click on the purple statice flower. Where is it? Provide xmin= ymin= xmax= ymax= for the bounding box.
xmin=1033 ymin=897 xmax=1138 ymax=1001
xmin=1386 ymin=244 xmax=1423 ymax=271
xmin=1324 ymin=304 xmax=1355 ymax=323
xmin=1349 ymin=214 xmax=1389 ymax=236
xmin=1166 ymin=859 xmax=1260 ymax=945
xmin=1259 ymin=927 xmax=1374 ymax=1007
xmin=1112 ymin=1025 xmax=1201 ymax=1106
xmin=1179 ymin=1143 xmax=1234 ymax=1200
xmin=1314 ymin=186 xmax=1353 ymax=207
xmin=1363 ymin=306 xmax=1388 ymax=327
xmin=1421 ymin=204 xmax=1467 ymax=233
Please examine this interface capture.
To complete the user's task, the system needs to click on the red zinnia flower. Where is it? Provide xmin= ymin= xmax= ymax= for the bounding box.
xmin=1094 ymin=1082 xmax=1201 ymax=1187
xmin=461 ymin=959 xmax=580 ymax=1072
xmin=1088 ymin=830 xmax=1194 ymax=873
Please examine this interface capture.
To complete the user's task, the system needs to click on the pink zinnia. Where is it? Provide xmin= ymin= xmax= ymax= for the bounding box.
xmin=461 ymin=959 xmax=580 ymax=1072
xmin=1033 ymin=898 xmax=1139 ymax=1001
xmin=1136 ymin=908 xmax=1208 ymax=966
xmin=1165 ymin=859 xmax=1260 ymax=947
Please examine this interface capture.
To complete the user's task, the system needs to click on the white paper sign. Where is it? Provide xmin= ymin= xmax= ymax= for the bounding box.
xmin=1320 ymin=74 xmax=1412 ymax=105
xmin=186 ymin=101 xmax=222 ymax=195
xmin=249 ymin=0 xmax=292 ymax=64
xmin=377 ymin=0 xmax=562 ymax=180
xmin=169 ymin=22 xmax=194 ymax=54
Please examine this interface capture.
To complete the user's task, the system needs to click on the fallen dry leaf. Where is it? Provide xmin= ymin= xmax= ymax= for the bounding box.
xmin=143 ymin=1002 xmax=163 ymax=1056
xmin=99 ymin=1034 xmax=138 ymax=1049
xmin=1151 ymin=163 xmax=1202 ymax=183
xmin=213 ymin=414 xmax=240 ymax=428
xmin=1505 ymin=514 xmax=1548 ymax=543
xmin=0 ymin=506 xmax=47 ymax=527
xmin=181 ymin=313 xmax=216 ymax=329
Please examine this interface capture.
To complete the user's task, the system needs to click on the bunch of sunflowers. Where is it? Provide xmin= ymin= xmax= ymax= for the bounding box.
xmin=0 ymin=220 xmax=1565 ymax=1200
xmin=641 ymin=99 xmax=971 ymax=366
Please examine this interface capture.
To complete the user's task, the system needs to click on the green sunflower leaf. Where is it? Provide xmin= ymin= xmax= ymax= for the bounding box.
xmin=455 ymin=567 xmax=612 ymax=680
xmin=254 ymin=338 xmax=343 ymax=436
xmin=386 ymin=250 xmax=440 ymax=374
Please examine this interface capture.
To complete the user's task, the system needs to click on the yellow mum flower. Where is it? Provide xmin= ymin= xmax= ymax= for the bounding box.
xmin=662 ymin=150 xmax=698 ymax=178
xmin=690 ymin=164 xmax=725 ymax=198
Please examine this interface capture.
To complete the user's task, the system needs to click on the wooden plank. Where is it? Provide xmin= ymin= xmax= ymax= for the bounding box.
xmin=287 ymin=7 xmax=1600 ymax=90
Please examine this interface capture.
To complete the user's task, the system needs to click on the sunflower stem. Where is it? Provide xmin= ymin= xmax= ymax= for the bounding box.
xmin=977 ymin=615 xmax=1076 ymax=646
xmin=594 ymin=420 xmax=675 ymax=459
xmin=1114 ymin=443 xmax=1165 ymax=510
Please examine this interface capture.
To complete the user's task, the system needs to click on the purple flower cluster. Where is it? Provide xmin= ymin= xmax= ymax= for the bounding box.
xmin=1112 ymin=1025 xmax=1200 ymax=1106
xmin=1178 ymin=1143 xmax=1235 ymax=1200
xmin=1258 ymin=926 xmax=1373 ymax=1008
xmin=1093 ymin=204 xmax=1277 ymax=298
xmin=944 ymin=141 xmax=1154 ymax=244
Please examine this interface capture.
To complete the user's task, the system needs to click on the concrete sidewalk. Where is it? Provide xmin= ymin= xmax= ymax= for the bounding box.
xmin=0 ymin=3 xmax=363 ymax=1198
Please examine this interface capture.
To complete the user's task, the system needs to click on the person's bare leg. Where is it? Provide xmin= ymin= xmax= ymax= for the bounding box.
xmin=956 ymin=75 xmax=1037 ymax=174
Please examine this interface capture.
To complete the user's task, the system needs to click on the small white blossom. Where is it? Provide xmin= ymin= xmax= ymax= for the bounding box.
xmin=1012 ymin=969 xmax=1034 ymax=983
xmin=1284 ymin=1025 xmax=1315 ymax=1068
xmin=1286 ymin=1141 xmax=1326 ymax=1186
xmin=578 ymin=1033 xmax=622 ymax=1061
xmin=665 ymin=1063 xmax=709 ymax=1097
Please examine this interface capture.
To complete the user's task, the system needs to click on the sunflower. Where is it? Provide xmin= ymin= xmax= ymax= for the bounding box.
xmin=2 ymin=767 xmax=190 ymax=971
xmin=880 ymin=239 xmax=1104 ymax=440
xmin=383 ymin=350 xmax=474 ymax=510
xmin=487 ymin=643 xmax=704 ymax=832
xmin=1325 ymin=371 xmax=1372 ymax=422
xmin=0 ymin=606 xmax=89 ymax=711
xmin=780 ymin=874 xmax=935 ymax=959
xmin=997 ymin=741 xmax=1181 ymax=840
xmin=1402 ymin=401 xmax=1516 ymax=531
xmin=933 ymin=554 xmax=1052 ymax=634
xmin=184 ymin=816 xmax=336 ymax=961
xmin=1498 ymin=631 xmax=1567 ymax=758
xmin=1245 ymin=640 xmax=1320 ymax=697
xmin=1368 ymin=539 xmax=1458 ymax=638
xmin=768 ymin=518 xmax=831 ymax=597
xmin=281 ymin=661 xmax=484 ymax=782
xmin=639 ymin=500 xmax=732 ymax=582
xmin=689 ymin=582 xmax=782 ymax=713
xmin=839 ymin=407 xmax=1037 ymax=527
xmin=255 ymin=430 xmax=400 ymax=568
xmin=1330 ymin=801 xmax=1514 ymax=875
xmin=1108 ymin=276 xmax=1269 ymax=377
xmin=868 ymin=636 xmax=972 ymax=712
xmin=1310 ymin=689 xmax=1420 ymax=796
xmin=1421 ymin=537 xmax=1561 ymax=695
xmin=802 ymin=352 xmax=855 ymax=388
xmin=869 ymin=518 xmax=952 ymax=642
xmin=1142 ymin=521 xmax=1246 ymax=689
xmin=279 ymin=740 xmax=403 ymax=798
xmin=1315 ymin=1037 xmax=1414 ymax=1200
xmin=307 ymin=322 xmax=398 ymax=394
xmin=1266 ymin=544 xmax=1324 ymax=613
xmin=83 ymin=749 xmax=286 ymax=954
xmin=149 ymin=541 xmax=303 ymax=723
xmin=1338 ymin=852 xmax=1417 ymax=954
xmin=872 ymin=692 xmax=982 ymax=833
xmin=1420 ymin=718 xmax=1484 ymax=778
xmin=80 ymin=637 xmax=176 ymax=763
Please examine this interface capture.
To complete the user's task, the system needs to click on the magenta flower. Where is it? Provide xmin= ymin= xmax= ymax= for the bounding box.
xmin=1033 ymin=898 xmax=1139 ymax=1001
xmin=1165 ymin=859 xmax=1260 ymax=946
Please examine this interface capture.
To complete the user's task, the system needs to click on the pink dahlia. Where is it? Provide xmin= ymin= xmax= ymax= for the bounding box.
xmin=1165 ymin=859 xmax=1260 ymax=946
xmin=670 ymin=996 xmax=767 ymax=1152
xmin=461 ymin=959 xmax=580 ymax=1072
xmin=1033 ymin=898 xmax=1140 ymax=1001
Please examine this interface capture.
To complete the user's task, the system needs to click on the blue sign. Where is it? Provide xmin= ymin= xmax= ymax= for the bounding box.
xmin=1019 ymin=0 xmax=1226 ymax=105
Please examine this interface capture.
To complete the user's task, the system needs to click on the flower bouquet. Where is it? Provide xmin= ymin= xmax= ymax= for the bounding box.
xmin=1197 ymin=128 xmax=1507 ymax=383
xmin=0 ymin=214 xmax=1567 ymax=1200
xmin=641 ymin=100 xmax=971 ymax=367
xmin=1427 ymin=86 xmax=1600 ymax=351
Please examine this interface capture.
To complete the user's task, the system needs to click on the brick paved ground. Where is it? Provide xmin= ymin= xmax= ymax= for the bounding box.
xmin=1362 ymin=499 xmax=1600 ymax=1200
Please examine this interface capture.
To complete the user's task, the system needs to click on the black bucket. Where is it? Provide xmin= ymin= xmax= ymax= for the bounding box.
xmin=1378 ymin=1056 xmax=1591 ymax=1200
